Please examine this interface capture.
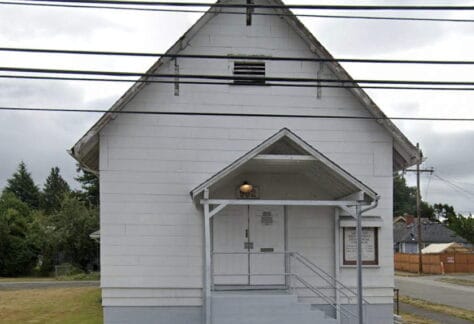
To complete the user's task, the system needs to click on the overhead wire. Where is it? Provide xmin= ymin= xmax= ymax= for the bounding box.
xmin=5 ymin=1 xmax=474 ymax=11
xmin=2 ymin=1 xmax=474 ymax=23
xmin=2 ymin=67 xmax=474 ymax=87
xmin=2 ymin=47 xmax=474 ymax=65
xmin=434 ymin=175 xmax=474 ymax=198
xmin=3 ymin=74 xmax=474 ymax=91
xmin=1 ymin=106 xmax=474 ymax=122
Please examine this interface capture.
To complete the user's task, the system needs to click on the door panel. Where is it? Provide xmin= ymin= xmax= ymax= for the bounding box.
xmin=249 ymin=206 xmax=285 ymax=285
xmin=212 ymin=205 xmax=249 ymax=285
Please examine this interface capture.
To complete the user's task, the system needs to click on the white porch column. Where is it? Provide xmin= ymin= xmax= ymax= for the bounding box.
xmin=203 ymin=189 xmax=211 ymax=324
xmin=355 ymin=203 xmax=363 ymax=324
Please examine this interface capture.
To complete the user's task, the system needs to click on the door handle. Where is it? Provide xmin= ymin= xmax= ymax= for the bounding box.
xmin=244 ymin=242 xmax=254 ymax=249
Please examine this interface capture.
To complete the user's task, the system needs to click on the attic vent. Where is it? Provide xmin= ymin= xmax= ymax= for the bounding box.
xmin=233 ymin=61 xmax=265 ymax=85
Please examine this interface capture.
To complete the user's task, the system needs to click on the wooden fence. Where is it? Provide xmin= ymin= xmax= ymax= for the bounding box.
xmin=394 ymin=253 xmax=474 ymax=274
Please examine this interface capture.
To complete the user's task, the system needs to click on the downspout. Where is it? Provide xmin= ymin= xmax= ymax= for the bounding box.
xmin=356 ymin=195 xmax=380 ymax=324
xmin=361 ymin=196 xmax=380 ymax=214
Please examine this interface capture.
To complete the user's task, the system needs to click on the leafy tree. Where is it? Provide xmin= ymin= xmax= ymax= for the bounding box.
xmin=29 ymin=211 xmax=60 ymax=275
xmin=393 ymin=173 xmax=435 ymax=219
xmin=433 ymin=203 xmax=456 ymax=221
xmin=393 ymin=173 xmax=417 ymax=216
xmin=41 ymin=167 xmax=70 ymax=214
xmin=445 ymin=213 xmax=474 ymax=244
xmin=74 ymin=165 xmax=99 ymax=208
xmin=4 ymin=161 xmax=40 ymax=209
xmin=420 ymin=201 xmax=435 ymax=220
xmin=0 ymin=192 xmax=38 ymax=276
xmin=53 ymin=195 xmax=99 ymax=271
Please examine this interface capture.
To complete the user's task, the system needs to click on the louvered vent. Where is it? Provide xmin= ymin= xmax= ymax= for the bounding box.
xmin=233 ymin=61 xmax=266 ymax=85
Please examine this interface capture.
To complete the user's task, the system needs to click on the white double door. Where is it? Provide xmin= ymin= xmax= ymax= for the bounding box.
xmin=213 ymin=205 xmax=285 ymax=286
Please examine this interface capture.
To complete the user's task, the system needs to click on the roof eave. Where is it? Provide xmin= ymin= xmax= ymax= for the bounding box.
xmin=69 ymin=5 xmax=222 ymax=170
xmin=273 ymin=0 xmax=419 ymax=169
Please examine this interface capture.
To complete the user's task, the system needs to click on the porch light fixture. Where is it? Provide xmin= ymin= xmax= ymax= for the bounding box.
xmin=239 ymin=181 xmax=253 ymax=193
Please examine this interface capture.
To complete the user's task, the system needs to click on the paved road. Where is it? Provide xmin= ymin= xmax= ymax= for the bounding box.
xmin=395 ymin=275 xmax=474 ymax=311
xmin=0 ymin=280 xmax=99 ymax=290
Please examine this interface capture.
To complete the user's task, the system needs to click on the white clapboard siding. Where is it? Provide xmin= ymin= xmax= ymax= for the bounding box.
xmin=98 ymin=1 xmax=395 ymax=307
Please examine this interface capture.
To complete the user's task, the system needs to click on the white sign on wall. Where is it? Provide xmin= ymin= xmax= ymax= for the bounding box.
xmin=343 ymin=227 xmax=378 ymax=265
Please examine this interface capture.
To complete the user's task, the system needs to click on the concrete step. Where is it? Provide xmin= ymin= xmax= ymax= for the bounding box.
xmin=212 ymin=291 xmax=338 ymax=324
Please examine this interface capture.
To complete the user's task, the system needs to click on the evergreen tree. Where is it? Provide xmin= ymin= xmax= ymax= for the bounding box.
xmin=4 ymin=161 xmax=40 ymax=209
xmin=41 ymin=167 xmax=70 ymax=214
xmin=74 ymin=165 xmax=99 ymax=208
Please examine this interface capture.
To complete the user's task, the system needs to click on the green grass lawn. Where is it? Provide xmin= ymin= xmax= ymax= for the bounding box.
xmin=0 ymin=277 xmax=55 ymax=282
xmin=0 ymin=272 xmax=100 ymax=282
xmin=0 ymin=287 xmax=102 ymax=324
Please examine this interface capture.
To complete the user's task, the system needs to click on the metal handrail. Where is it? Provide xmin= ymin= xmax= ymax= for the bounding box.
xmin=212 ymin=271 xmax=357 ymax=319
xmin=290 ymin=253 xmax=353 ymax=300
xmin=291 ymin=252 xmax=370 ymax=304
xmin=212 ymin=251 xmax=366 ymax=320
xmin=212 ymin=251 xmax=369 ymax=304
xmin=292 ymin=273 xmax=357 ymax=319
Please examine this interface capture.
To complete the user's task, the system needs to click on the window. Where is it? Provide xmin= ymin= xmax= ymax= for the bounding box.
xmin=343 ymin=227 xmax=379 ymax=265
xmin=233 ymin=61 xmax=266 ymax=85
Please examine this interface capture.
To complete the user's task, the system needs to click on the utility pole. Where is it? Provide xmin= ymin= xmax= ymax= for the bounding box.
xmin=404 ymin=143 xmax=434 ymax=274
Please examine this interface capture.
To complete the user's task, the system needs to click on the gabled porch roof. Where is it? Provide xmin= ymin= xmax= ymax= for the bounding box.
xmin=191 ymin=128 xmax=378 ymax=202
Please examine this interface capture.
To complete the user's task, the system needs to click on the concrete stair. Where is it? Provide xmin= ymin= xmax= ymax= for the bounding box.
xmin=211 ymin=291 xmax=338 ymax=324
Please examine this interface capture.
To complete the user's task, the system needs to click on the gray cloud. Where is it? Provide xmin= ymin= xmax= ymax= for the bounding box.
xmin=307 ymin=19 xmax=445 ymax=56
xmin=399 ymin=128 xmax=474 ymax=214
xmin=0 ymin=6 xmax=128 ymax=41
xmin=0 ymin=80 xmax=116 ymax=191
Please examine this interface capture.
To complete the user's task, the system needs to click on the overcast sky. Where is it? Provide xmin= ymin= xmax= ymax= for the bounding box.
xmin=1 ymin=0 xmax=474 ymax=214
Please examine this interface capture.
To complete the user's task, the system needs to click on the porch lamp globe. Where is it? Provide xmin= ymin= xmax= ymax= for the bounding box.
xmin=239 ymin=181 xmax=253 ymax=193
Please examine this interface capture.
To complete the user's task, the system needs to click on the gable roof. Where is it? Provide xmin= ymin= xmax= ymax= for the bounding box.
xmin=69 ymin=0 xmax=419 ymax=172
xmin=190 ymin=128 xmax=378 ymax=201
xmin=394 ymin=222 xmax=468 ymax=244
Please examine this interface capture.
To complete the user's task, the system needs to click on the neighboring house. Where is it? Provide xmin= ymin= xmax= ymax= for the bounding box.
xmin=70 ymin=0 xmax=419 ymax=323
xmin=394 ymin=222 xmax=469 ymax=254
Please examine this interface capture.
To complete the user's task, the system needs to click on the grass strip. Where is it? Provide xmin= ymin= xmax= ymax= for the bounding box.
xmin=437 ymin=277 xmax=474 ymax=287
xmin=400 ymin=295 xmax=474 ymax=322
xmin=400 ymin=311 xmax=438 ymax=324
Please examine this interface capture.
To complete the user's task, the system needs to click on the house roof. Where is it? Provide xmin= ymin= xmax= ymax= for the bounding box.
xmin=421 ymin=242 xmax=471 ymax=254
xmin=190 ymin=128 xmax=378 ymax=201
xmin=69 ymin=0 xmax=419 ymax=172
xmin=394 ymin=222 xmax=468 ymax=244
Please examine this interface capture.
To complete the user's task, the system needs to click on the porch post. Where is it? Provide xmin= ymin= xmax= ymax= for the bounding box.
xmin=203 ymin=189 xmax=212 ymax=324
xmin=356 ymin=203 xmax=363 ymax=324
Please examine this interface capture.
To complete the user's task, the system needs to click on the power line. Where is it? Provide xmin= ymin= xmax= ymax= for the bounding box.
xmin=2 ymin=67 xmax=474 ymax=87
xmin=6 ymin=1 xmax=474 ymax=11
xmin=2 ymin=106 xmax=474 ymax=121
xmin=434 ymin=175 xmax=474 ymax=198
xmin=2 ymin=1 xmax=474 ymax=23
xmin=3 ymin=74 xmax=474 ymax=91
xmin=3 ymin=47 xmax=474 ymax=65
xmin=437 ymin=174 xmax=474 ymax=197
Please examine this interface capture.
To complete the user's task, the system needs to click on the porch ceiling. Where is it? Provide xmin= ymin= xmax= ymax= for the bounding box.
xmin=236 ymin=157 xmax=359 ymax=200
xmin=191 ymin=128 xmax=378 ymax=202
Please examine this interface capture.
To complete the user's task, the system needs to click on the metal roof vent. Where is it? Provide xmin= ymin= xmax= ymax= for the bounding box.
xmin=233 ymin=61 xmax=265 ymax=85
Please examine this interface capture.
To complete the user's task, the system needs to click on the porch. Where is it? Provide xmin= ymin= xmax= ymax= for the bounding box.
xmin=190 ymin=129 xmax=380 ymax=324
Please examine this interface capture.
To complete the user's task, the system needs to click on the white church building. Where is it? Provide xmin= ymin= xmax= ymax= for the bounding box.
xmin=71 ymin=0 xmax=419 ymax=323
